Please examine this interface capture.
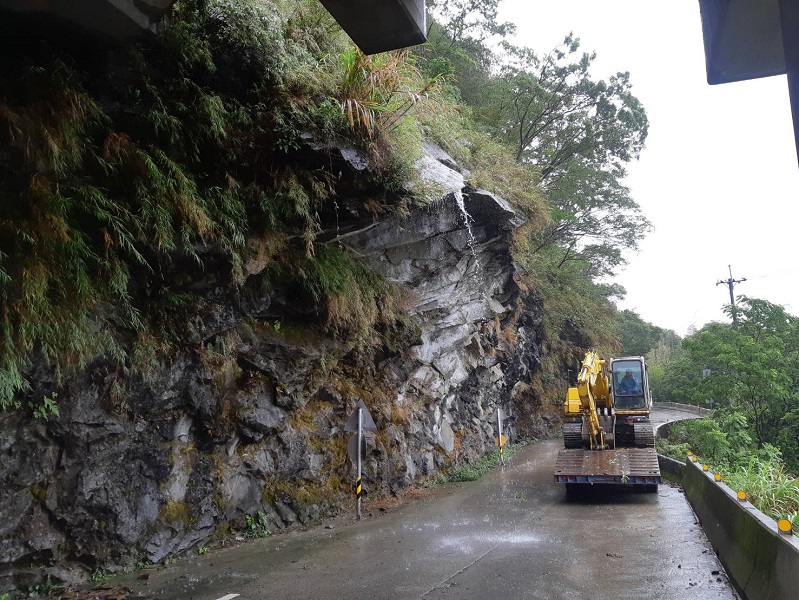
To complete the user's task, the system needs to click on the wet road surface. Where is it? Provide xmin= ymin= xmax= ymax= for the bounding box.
xmin=114 ymin=408 xmax=738 ymax=600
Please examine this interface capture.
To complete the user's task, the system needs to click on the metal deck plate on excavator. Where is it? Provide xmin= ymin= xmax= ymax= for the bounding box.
xmin=554 ymin=448 xmax=661 ymax=485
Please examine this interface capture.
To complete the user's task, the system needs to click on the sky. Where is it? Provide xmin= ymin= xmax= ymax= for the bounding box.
xmin=498 ymin=1 xmax=799 ymax=336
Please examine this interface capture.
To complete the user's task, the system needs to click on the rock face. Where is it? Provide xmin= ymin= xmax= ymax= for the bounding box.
xmin=0 ymin=143 xmax=544 ymax=592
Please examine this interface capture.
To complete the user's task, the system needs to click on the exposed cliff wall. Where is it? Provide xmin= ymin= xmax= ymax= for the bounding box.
xmin=0 ymin=142 xmax=545 ymax=592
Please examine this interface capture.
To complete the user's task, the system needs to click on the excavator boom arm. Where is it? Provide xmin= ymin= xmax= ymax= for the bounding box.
xmin=567 ymin=351 xmax=613 ymax=450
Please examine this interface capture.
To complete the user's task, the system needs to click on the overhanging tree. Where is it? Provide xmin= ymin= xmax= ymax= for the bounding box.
xmin=492 ymin=36 xmax=648 ymax=178
xmin=478 ymin=35 xmax=651 ymax=275
xmin=425 ymin=0 xmax=516 ymax=46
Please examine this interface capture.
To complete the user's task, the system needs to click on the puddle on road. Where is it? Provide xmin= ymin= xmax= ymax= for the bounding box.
xmin=437 ymin=531 xmax=540 ymax=547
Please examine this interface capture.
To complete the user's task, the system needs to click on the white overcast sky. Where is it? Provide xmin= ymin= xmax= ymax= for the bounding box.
xmin=498 ymin=1 xmax=799 ymax=336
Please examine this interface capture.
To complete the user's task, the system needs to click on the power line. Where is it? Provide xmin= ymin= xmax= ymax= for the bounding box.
xmin=716 ymin=265 xmax=747 ymax=324
xmin=739 ymin=270 xmax=799 ymax=281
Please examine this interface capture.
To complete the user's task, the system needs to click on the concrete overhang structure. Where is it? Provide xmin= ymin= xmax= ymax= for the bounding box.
xmin=698 ymin=0 xmax=799 ymax=164
xmin=317 ymin=0 xmax=426 ymax=54
xmin=0 ymin=0 xmax=176 ymax=38
xmin=1 ymin=0 xmax=426 ymax=54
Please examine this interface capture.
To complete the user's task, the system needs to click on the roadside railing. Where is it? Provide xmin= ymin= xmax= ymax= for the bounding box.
xmin=655 ymin=408 xmax=799 ymax=600
xmin=653 ymin=401 xmax=712 ymax=417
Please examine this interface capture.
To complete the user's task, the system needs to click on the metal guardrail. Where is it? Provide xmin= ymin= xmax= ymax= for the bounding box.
xmin=653 ymin=401 xmax=712 ymax=417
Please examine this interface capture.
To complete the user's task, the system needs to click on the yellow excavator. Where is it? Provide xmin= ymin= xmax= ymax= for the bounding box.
xmin=554 ymin=351 xmax=660 ymax=493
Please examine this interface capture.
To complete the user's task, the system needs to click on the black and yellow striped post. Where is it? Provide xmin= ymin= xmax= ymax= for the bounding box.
xmin=356 ymin=406 xmax=363 ymax=520
xmin=345 ymin=399 xmax=376 ymax=521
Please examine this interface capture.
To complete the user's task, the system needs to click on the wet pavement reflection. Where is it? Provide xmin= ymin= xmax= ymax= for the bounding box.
xmin=111 ymin=409 xmax=739 ymax=600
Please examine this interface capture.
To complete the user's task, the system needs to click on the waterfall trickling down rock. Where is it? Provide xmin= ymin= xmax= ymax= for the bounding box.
xmin=343 ymin=142 xmax=527 ymax=405
xmin=455 ymin=193 xmax=477 ymax=259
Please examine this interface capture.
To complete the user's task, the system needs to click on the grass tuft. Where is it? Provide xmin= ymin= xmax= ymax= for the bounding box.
xmin=435 ymin=444 xmax=519 ymax=484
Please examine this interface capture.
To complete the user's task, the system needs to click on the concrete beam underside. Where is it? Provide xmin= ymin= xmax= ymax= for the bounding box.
xmin=0 ymin=0 xmax=175 ymax=38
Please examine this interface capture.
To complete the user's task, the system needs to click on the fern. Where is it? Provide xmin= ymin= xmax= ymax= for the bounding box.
xmin=0 ymin=0 xmax=427 ymax=410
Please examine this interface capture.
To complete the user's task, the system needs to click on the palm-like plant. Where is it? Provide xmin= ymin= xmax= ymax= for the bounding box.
xmin=335 ymin=47 xmax=442 ymax=138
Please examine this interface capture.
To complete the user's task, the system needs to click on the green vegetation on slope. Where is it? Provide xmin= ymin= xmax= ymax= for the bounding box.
xmin=654 ymin=298 xmax=799 ymax=469
xmin=435 ymin=443 xmax=521 ymax=484
xmin=1 ymin=0 xmax=652 ymax=413
xmin=659 ymin=416 xmax=799 ymax=532
xmin=0 ymin=0 xmax=441 ymax=411
xmin=653 ymin=297 xmax=799 ymax=527
xmin=614 ymin=309 xmax=681 ymax=358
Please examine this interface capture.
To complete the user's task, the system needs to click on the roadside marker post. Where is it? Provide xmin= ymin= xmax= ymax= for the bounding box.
xmin=345 ymin=399 xmax=376 ymax=520
xmin=494 ymin=408 xmax=508 ymax=466
xmin=498 ymin=409 xmax=503 ymax=466
xmin=357 ymin=407 xmax=363 ymax=520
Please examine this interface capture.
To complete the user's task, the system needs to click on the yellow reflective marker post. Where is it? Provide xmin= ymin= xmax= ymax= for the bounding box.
xmin=778 ymin=519 xmax=793 ymax=535
xmin=687 ymin=451 xmax=693 ymax=457
xmin=495 ymin=409 xmax=507 ymax=466
xmin=703 ymin=464 xmax=709 ymax=471
xmin=714 ymin=473 xmax=722 ymax=482
xmin=737 ymin=491 xmax=747 ymax=502
xmin=691 ymin=456 xmax=698 ymax=462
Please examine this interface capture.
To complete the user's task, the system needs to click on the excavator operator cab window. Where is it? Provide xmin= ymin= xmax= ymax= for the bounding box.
xmin=613 ymin=360 xmax=645 ymax=409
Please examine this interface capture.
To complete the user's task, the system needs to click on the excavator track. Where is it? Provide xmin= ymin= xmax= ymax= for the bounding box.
xmin=633 ymin=422 xmax=655 ymax=448
xmin=562 ymin=422 xmax=583 ymax=449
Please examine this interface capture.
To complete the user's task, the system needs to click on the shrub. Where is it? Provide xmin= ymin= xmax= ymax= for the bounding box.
xmin=724 ymin=448 xmax=799 ymax=527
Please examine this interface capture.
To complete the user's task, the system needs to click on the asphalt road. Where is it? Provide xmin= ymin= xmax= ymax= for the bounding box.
xmin=113 ymin=408 xmax=738 ymax=600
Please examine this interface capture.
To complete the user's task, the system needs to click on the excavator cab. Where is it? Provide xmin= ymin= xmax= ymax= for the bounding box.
xmin=610 ymin=357 xmax=650 ymax=411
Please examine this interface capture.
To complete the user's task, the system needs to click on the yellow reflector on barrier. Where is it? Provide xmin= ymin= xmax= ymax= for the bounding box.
xmin=737 ymin=491 xmax=747 ymax=501
xmin=778 ymin=519 xmax=792 ymax=535
xmin=691 ymin=456 xmax=698 ymax=462
xmin=687 ymin=451 xmax=693 ymax=456
xmin=703 ymin=464 xmax=709 ymax=471
xmin=714 ymin=473 xmax=722 ymax=482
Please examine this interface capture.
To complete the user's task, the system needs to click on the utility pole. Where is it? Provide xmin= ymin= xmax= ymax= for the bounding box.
xmin=716 ymin=265 xmax=747 ymax=324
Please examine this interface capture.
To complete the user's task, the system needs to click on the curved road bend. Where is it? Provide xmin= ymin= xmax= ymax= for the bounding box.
xmin=117 ymin=408 xmax=738 ymax=600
